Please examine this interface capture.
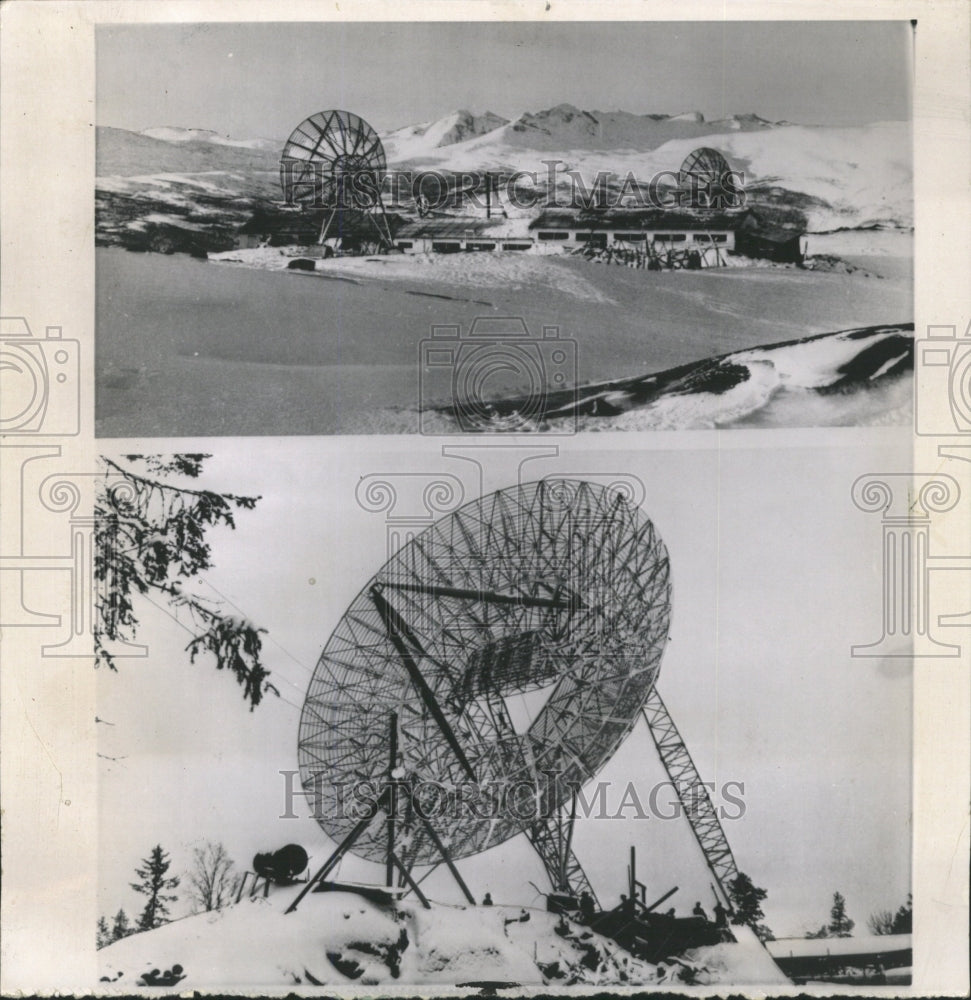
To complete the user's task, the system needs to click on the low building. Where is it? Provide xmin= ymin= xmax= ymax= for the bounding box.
xmin=392 ymin=217 xmax=532 ymax=254
xmin=527 ymin=208 xmax=743 ymax=252
xmin=237 ymin=198 xmax=805 ymax=266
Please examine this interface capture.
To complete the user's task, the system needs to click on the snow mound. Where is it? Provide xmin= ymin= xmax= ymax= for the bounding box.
xmin=97 ymin=891 xmax=664 ymax=989
xmin=681 ymin=924 xmax=790 ymax=985
xmin=766 ymin=932 xmax=912 ymax=960
xmin=426 ymin=322 xmax=913 ymax=433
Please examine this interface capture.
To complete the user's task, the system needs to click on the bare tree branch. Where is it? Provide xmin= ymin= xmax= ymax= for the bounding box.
xmin=187 ymin=842 xmax=239 ymax=913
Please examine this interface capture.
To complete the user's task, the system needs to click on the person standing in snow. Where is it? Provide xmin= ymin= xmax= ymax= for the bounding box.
xmin=481 ymin=892 xmax=493 ymax=906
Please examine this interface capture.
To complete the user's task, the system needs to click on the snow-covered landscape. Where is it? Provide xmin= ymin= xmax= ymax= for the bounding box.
xmin=98 ymin=886 xmax=790 ymax=989
xmin=95 ymin=104 xmax=912 ymax=437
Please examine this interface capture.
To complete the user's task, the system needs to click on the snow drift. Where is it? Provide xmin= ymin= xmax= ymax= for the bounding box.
xmin=418 ymin=323 xmax=914 ymax=433
xmin=98 ymin=888 xmax=791 ymax=990
xmin=99 ymin=891 xmax=656 ymax=989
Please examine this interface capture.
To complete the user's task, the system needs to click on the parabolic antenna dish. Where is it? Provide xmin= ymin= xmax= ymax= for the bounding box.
xmin=679 ymin=147 xmax=732 ymax=186
xmin=280 ymin=109 xmax=386 ymax=208
xmin=298 ymin=479 xmax=672 ymax=867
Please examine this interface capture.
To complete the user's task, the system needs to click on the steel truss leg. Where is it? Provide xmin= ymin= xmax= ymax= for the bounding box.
xmin=286 ymin=787 xmax=391 ymax=913
xmin=527 ymin=810 xmax=599 ymax=907
xmin=641 ymin=688 xmax=740 ymax=905
xmin=286 ymin=778 xmax=477 ymax=913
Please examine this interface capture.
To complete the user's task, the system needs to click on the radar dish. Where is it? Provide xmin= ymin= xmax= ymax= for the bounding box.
xmin=280 ymin=110 xmax=386 ymax=208
xmin=679 ymin=147 xmax=732 ymax=186
xmin=298 ymin=479 xmax=672 ymax=868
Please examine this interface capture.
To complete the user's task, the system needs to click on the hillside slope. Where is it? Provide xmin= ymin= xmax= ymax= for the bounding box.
xmin=98 ymin=889 xmax=789 ymax=989
xmin=99 ymin=892 xmax=658 ymax=988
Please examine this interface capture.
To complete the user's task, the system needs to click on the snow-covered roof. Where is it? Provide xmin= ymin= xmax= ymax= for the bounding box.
xmin=766 ymin=933 xmax=911 ymax=960
xmin=395 ymin=217 xmax=509 ymax=239
xmin=529 ymin=208 xmax=749 ymax=232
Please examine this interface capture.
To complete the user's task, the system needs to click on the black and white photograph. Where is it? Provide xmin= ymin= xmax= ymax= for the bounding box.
xmin=91 ymin=438 xmax=913 ymax=988
xmin=95 ymin=21 xmax=914 ymax=437
xmin=1 ymin=3 xmax=970 ymax=998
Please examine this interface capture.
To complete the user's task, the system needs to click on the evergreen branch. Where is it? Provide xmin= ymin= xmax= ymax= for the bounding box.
xmin=94 ymin=455 xmax=274 ymax=709
xmin=102 ymin=455 xmax=261 ymax=508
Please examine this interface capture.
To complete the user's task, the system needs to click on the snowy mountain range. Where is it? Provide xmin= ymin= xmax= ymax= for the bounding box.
xmin=95 ymin=104 xmax=913 ymax=246
xmin=130 ymin=106 xmax=788 ymax=160
xmin=139 ymin=126 xmax=281 ymax=151
xmin=382 ymin=105 xmax=788 ymax=160
xmin=383 ymin=109 xmax=511 ymax=154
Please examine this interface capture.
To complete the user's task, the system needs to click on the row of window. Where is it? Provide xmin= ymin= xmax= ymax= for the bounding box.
xmin=538 ymin=231 xmax=729 ymax=243
xmin=396 ymin=240 xmax=531 ymax=252
xmin=395 ymin=233 xmax=729 ymax=251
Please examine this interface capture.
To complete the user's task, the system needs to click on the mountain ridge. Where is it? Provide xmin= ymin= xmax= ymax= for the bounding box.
xmin=107 ymin=104 xmax=795 ymax=156
xmin=95 ymin=108 xmax=913 ymax=234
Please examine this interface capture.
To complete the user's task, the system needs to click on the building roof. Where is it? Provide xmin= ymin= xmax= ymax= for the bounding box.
xmin=394 ymin=217 xmax=508 ymax=240
xmin=528 ymin=208 xmax=749 ymax=232
xmin=240 ymin=207 xmax=403 ymax=242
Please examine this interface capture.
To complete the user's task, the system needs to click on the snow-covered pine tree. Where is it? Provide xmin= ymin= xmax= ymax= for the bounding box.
xmin=111 ymin=908 xmax=133 ymax=941
xmin=131 ymin=845 xmax=181 ymax=931
xmin=828 ymin=891 xmax=855 ymax=937
xmin=727 ymin=871 xmax=768 ymax=929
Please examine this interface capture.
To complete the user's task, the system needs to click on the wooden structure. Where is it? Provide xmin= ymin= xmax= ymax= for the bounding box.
xmin=279 ymin=110 xmax=395 ymax=253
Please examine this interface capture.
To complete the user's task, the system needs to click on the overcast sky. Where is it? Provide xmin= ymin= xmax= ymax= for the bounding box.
xmin=97 ymin=432 xmax=912 ymax=945
xmin=96 ymin=21 xmax=913 ymax=138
